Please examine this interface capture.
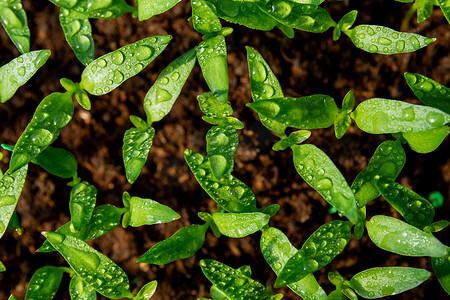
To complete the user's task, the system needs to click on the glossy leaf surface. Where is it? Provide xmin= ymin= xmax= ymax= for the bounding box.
xmin=197 ymin=92 xmax=233 ymax=118
xmin=375 ymin=179 xmax=434 ymax=228
xmin=134 ymin=280 xmax=157 ymax=300
xmin=122 ymin=192 xmax=180 ymax=227
xmin=259 ymin=1 xmax=335 ymax=33
xmin=416 ymin=0 xmax=433 ymax=22
xmin=438 ymin=0 xmax=450 ymax=23
xmin=334 ymin=10 xmax=357 ymax=41
xmin=402 ymin=126 xmax=449 ymax=153
xmin=49 ymin=0 xmax=135 ymax=19
xmin=351 ymin=140 xmax=406 ymax=208
xmin=38 ymin=204 xmax=124 ymax=252
xmin=80 ymin=36 xmax=172 ymax=95
xmin=272 ymin=130 xmax=311 ymax=151
xmin=137 ymin=224 xmax=208 ymax=264
xmin=246 ymin=46 xmax=285 ymax=135
xmin=59 ymin=8 xmax=94 ymax=66
xmin=70 ymin=181 xmax=97 ymax=231
xmin=0 ymin=0 xmax=30 ymax=53
xmin=123 ymin=126 xmax=155 ymax=184
xmin=334 ymin=113 xmax=351 ymax=139
xmin=349 ymin=267 xmax=431 ymax=299
xmin=206 ymin=125 xmax=238 ymax=180
xmin=348 ymin=25 xmax=435 ymax=54
xmin=185 ymin=149 xmax=258 ymax=213
xmin=8 ymin=209 xmax=21 ymax=235
xmin=200 ymin=259 xmax=268 ymax=300
xmin=144 ymin=48 xmax=196 ymax=123
xmin=432 ymin=254 xmax=450 ymax=294
xmin=276 ymin=220 xmax=352 ymax=287
xmin=247 ymin=95 xmax=339 ymax=130
xmin=404 ymin=73 xmax=450 ymax=114
xmin=260 ymin=227 xmax=327 ymax=299
xmin=43 ymin=232 xmax=133 ymax=299
xmin=352 ymin=98 xmax=450 ymax=134
xmin=9 ymin=91 xmax=74 ymax=173
xmin=0 ymin=164 xmax=27 ymax=239
xmin=69 ymin=275 xmax=97 ymax=300
xmin=0 ymin=50 xmax=51 ymax=103
xmin=137 ymin=0 xmax=181 ymax=20
xmin=197 ymin=35 xmax=229 ymax=102
xmin=24 ymin=266 xmax=65 ymax=300
xmin=212 ymin=212 xmax=269 ymax=238
xmin=292 ymin=144 xmax=358 ymax=223
xmin=191 ymin=0 xmax=222 ymax=34
xmin=32 ymin=146 xmax=78 ymax=178
xmin=366 ymin=215 xmax=448 ymax=257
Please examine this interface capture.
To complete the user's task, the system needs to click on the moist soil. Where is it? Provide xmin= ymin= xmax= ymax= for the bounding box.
xmin=0 ymin=1 xmax=449 ymax=299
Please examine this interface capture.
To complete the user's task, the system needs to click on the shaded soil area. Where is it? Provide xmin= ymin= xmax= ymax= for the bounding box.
xmin=0 ymin=1 xmax=449 ymax=299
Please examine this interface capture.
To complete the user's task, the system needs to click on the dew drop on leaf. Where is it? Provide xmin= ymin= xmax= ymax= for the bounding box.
xmin=251 ymin=60 xmax=267 ymax=83
xmin=155 ymin=87 xmax=172 ymax=104
xmin=31 ymin=129 xmax=53 ymax=146
xmin=316 ymin=178 xmax=333 ymax=190
xmin=401 ymin=106 xmax=415 ymax=121
xmin=395 ymin=40 xmax=405 ymax=52
xmin=135 ymin=45 xmax=154 ymax=61
xmin=426 ymin=112 xmax=445 ymax=126
xmin=112 ymin=51 xmax=125 ymax=65
xmin=113 ymin=70 xmax=124 ymax=84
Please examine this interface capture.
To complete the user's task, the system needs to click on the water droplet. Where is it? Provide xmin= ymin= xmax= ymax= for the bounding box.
xmin=17 ymin=57 xmax=23 ymax=63
xmin=251 ymin=60 xmax=267 ymax=82
xmin=112 ymin=51 xmax=125 ymax=65
xmin=53 ymin=112 xmax=72 ymax=128
xmin=1 ymin=7 xmax=22 ymax=29
xmin=270 ymin=0 xmax=292 ymax=18
xmin=395 ymin=40 xmax=405 ymax=52
xmin=0 ymin=195 xmax=16 ymax=207
xmin=159 ymin=77 xmax=169 ymax=85
xmin=155 ymin=87 xmax=172 ymax=104
xmin=254 ymin=100 xmax=280 ymax=117
xmin=171 ymin=72 xmax=180 ymax=81
xmin=382 ymin=285 xmax=395 ymax=296
xmin=135 ymin=45 xmax=154 ymax=61
xmin=95 ymin=88 xmax=103 ymax=94
xmin=261 ymin=84 xmax=275 ymax=98
xmin=316 ymin=178 xmax=333 ymax=190
xmin=426 ymin=112 xmax=445 ymax=126
xmin=67 ymin=19 xmax=81 ymax=36
xmin=409 ymin=36 xmax=420 ymax=50
xmin=419 ymin=80 xmax=433 ymax=92
xmin=367 ymin=27 xmax=375 ymax=36
xmin=303 ymin=259 xmax=318 ymax=272
xmin=401 ymin=106 xmax=415 ymax=121
xmin=112 ymin=70 xmax=124 ymax=84
xmin=97 ymin=59 xmax=107 ymax=68
xmin=368 ymin=45 xmax=378 ymax=53
xmin=18 ymin=66 xmax=26 ymax=76
xmin=378 ymin=37 xmax=392 ymax=45
xmin=31 ymin=128 xmax=53 ymax=146
xmin=134 ymin=63 xmax=144 ymax=72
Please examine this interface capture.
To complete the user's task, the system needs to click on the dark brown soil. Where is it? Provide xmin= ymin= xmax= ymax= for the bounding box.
xmin=0 ymin=1 xmax=449 ymax=299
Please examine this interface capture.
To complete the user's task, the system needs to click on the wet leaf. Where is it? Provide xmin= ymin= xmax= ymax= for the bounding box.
xmin=206 ymin=125 xmax=239 ymax=179
xmin=69 ymin=275 xmax=97 ymax=300
xmin=212 ymin=212 xmax=269 ymax=238
xmin=70 ymin=181 xmax=97 ymax=231
xmin=123 ymin=126 xmax=155 ymax=184
xmin=0 ymin=0 xmax=30 ymax=53
xmin=24 ymin=266 xmax=65 ymax=300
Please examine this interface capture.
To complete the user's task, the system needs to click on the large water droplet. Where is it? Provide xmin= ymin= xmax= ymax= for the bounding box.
xmin=112 ymin=50 xmax=125 ymax=65
xmin=112 ymin=70 xmax=124 ymax=84
xmin=155 ymin=87 xmax=172 ymax=104
xmin=67 ymin=19 xmax=81 ymax=36
xmin=31 ymin=128 xmax=53 ymax=146
xmin=401 ymin=106 xmax=415 ymax=121
xmin=97 ymin=59 xmax=107 ymax=68
xmin=251 ymin=60 xmax=267 ymax=83
xmin=395 ymin=40 xmax=405 ymax=52
xmin=270 ymin=0 xmax=292 ymax=18
xmin=18 ymin=66 xmax=26 ymax=76
xmin=367 ymin=27 xmax=376 ymax=36
xmin=303 ymin=259 xmax=319 ymax=272
xmin=426 ymin=112 xmax=445 ymax=126
xmin=377 ymin=37 xmax=392 ymax=45
xmin=0 ymin=7 xmax=22 ymax=29
xmin=0 ymin=195 xmax=16 ymax=207
xmin=261 ymin=84 xmax=275 ymax=98
xmin=135 ymin=45 xmax=154 ymax=61
xmin=316 ymin=178 xmax=333 ymax=190
xmin=254 ymin=100 xmax=280 ymax=117
xmin=368 ymin=45 xmax=378 ymax=53
xmin=210 ymin=155 xmax=227 ymax=179
xmin=409 ymin=36 xmax=420 ymax=50
xmin=419 ymin=80 xmax=433 ymax=92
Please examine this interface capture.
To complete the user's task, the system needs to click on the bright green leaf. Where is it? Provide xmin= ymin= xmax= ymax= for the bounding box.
xmin=0 ymin=0 xmax=30 ymax=53
xmin=123 ymin=126 xmax=155 ymax=184
xmin=24 ymin=266 xmax=65 ymax=300
xmin=212 ymin=212 xmax=269 ymax=238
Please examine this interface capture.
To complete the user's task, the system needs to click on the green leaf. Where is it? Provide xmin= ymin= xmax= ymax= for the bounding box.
xmin=0 ymin=0 xmax=30 ymax=53
xmin=374 ymin=179 xmax=435 ymax=228
xmin=184 ymin=149 xmax=258 ymax=213
xmin=432 ymin=254 xmax=450 ymax=295
xmin=197 ymin=92 xmax=233 ymax=118
xmin=292 ymin=144 xmax=358 ymax=223
xmin=416 ymin=0 xmax=434 ymax=22
xmin=404 ymin=73 xmax=450 ymax=114
xmin=348 ymin=267 xmax=431 ymax=298
xmin=121 ymin=192 xmax=180 ymax=228
xmin=32 ymin=146 xmax=78 ymax=178
xmin=260 ymin=227 xmax=327 ymax=300
xmin=37 ymin=204 xmax=124 ymax=253
xmin=144 ymin=48 xmax=197 ymax=123
xmin=212 ymin=212 xmax=269 ymax=238
xmin=69 ymin=275 xmax=97 ymax=300
xmin=197 ymin=35 xmax=229 ymax=103
xmin=24 ymin=266 xmax=65 ymax=300
xmin=59 ymin=8 xmax=94 ymax=66
xmin=134 ymin=281 xmax=157 ymax=300
xmin=200 ymin=259 xmax=269 ymax=300
xmin=198 ymin=212 xmax=221 ymax=238
xmin=80 ymin=35 xmax=172 ymax=95
xmin=438 ymin=0 xmax=450 ymax=23
xmin=366 ymin=215 xmax=448 ymax=257
xmin=334 ymin=10 xmax=358 ymax=41
xmin=191 ymin=0 xmax=222 ymax=34
xmin=137 ymin=0 xmax=181 ymax=20
xmin=206 ymin=125 xmax=239 ymax=180
xmin=204 ymin=0 xmax=277 ymax=31
xmin=352 ymin=98 xmax=450 ymax=134
xmin=137 ymin=224 xmax=208 ymax=264
xmin=347 ymin=25 xmax=435 ymax=54
xmin=402 ymin=125 xmax=449 ymax=153
xmin=129 ymin=115 xmax=148 ymax=129
xmin=8 ymin=296 xmax=18 ymax=300
xmin=0 ymin=164 xmax=27 ymax=240
xmin=272 ymin=130 xmax=311 ymax=151
xmin=247 ymin=95 xmax=339 ymax=130
xmin=9 ymin=91 xmax=74 ymax=173
xmin=0 ymin=50 xmax=51 ymax=103
xmin=8 ymin=209 xmax=21 ymax=235
xmin=123 ymin=126 xmax=155 ymax=184
xmin=258 ymin=1 xmax=335 ymax=33
xmin=327 ymin=290 xmax=346 ymax=300
xmin=424 ymin=220 xmax=450 ymax=233
xmin=341 ymin=90 xmax=355 ymax=112
xmin=246 ymin=46 xmax=286 ymax=135
xmin=70 ymin=181 xmax=97 ymax=231
xmin=275 ymin=220 xmax=352 ymax=287
xmin=202 ymin=116 xmax=244 ymax=129
xmin=43 ymin=232 xmax=134 ymax=299
xmin=49 ymin=0 xmax=135 ymax=19
xmin=0 ymin=260 xmax=5 ymax=272
xmin=351 ymin=140 xmax=405 ymax=208
xmin=334 ymin=113 xmax=351 ymax=139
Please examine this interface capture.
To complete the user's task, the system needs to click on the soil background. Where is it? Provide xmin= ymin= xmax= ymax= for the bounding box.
xmin=0 ymin=0 xmax=449 ymax=299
